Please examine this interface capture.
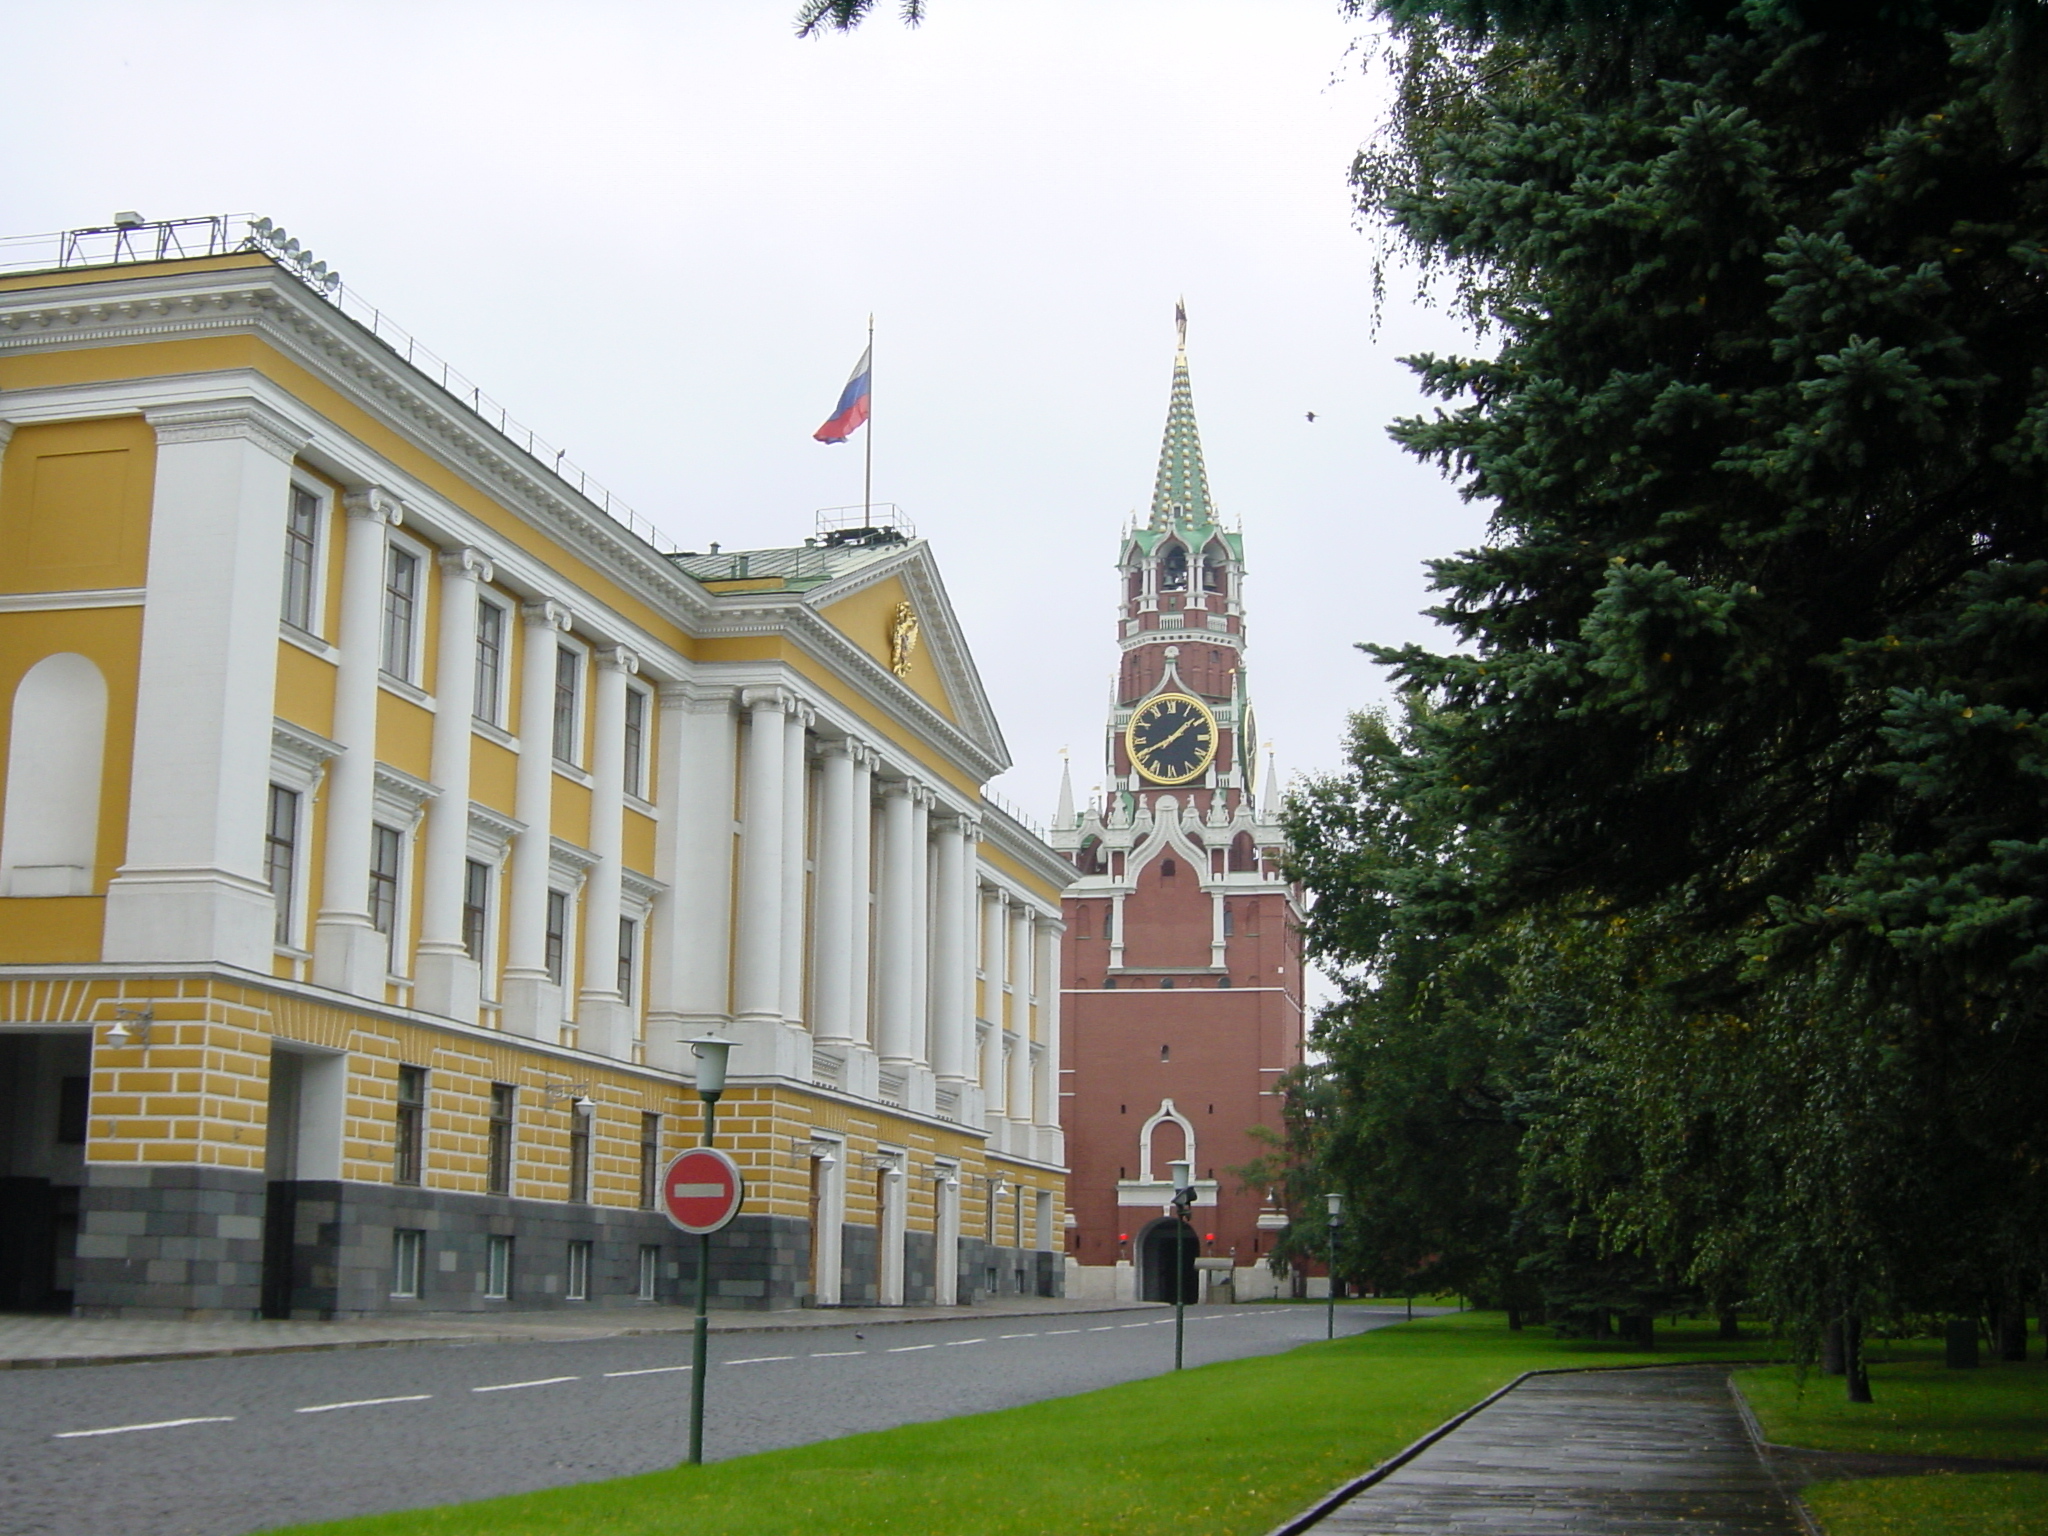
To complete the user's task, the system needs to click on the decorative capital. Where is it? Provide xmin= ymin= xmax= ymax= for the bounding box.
xmin=146 ymin=398 xmax=309 ymax=465
xmin=597 ymin=644 xmax=640 ymax=676
xmin=740 ymin=685 xmax=794 ymax=715
xmin=438 ymin=546 xmax=494 ymax=584
xmin=520 ymin=597 xmax=573 ymax=633
xmin=343 ymin=486 xmax=405 ymax=527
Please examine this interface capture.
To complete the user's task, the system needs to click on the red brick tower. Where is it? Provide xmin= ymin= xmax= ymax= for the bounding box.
xmin=1052 ymin=309 xmax=1306 ymax=1303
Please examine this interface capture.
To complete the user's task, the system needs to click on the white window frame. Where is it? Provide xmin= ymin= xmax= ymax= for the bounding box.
xmin=566 ymin=1238 xmax=592 ymax=1301
xmin=379 ymin=527 xmax=434 ymax=688
xmin=637 ymin=1243 xmax=659 ymax=1302
xmin=550 ymin=637 xmax=588 ymax=767
xmin=473 ymin=594 xmax=509 ymax=729
xmin=281 ymin=477 xmax=332 ymax=639
xmin=268 ymin=721 xmax=338 ymax=956
xmin=485 ymin=1234 xmax=513 ymax=1300
xmin=465 ymin=804 xmax=523 ymax=1003
xmin=266 ymin=783 xmax=303 ymax=952
xmin=369 ymin=764 xmax=435 ymax=980
xmin=622 ymin=681 xmax=652 ymax=801
xmin=544 ymin=887 xmax=573 ymax=989
xmin=391 ymin=1228 xmax=423 ymax=1298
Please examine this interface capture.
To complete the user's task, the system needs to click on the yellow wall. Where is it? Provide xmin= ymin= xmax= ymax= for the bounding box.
xmin=817 ymin=575 xmax=957 ymax=723
xmin=0 ymin=417 xmax=155 ymax=594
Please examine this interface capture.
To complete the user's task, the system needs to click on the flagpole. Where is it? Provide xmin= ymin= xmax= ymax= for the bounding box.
xmin=863 ymin=312 xmax=874 ymax=525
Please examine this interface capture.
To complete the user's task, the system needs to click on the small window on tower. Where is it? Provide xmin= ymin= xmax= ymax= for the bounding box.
xmin=1161 ymin=544 xmax=1188 ymax=591
xmin=1203 ymin=554 xmax=1225 ymax=593
xmin=1161 ymin=858 xmax=1177 ymax=877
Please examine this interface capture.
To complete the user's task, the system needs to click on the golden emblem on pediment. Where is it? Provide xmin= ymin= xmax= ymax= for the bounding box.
xmin=889 ymin=600 xmax=921 ymax=679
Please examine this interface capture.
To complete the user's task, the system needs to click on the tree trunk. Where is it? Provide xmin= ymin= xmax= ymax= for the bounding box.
xmin=1822 ymin=1318 xmax=1846 ymax=1375
xmin=1997 ymin=1292 xmax=2027 ymax=1362
xmin=1506 ymin=1307 xmax=1524 ymax=1331
xmin=1844 ymin=1313 xmax=1873 ymax=1403
xmin=1718 ymin=1310 xmax=1740 ymax=1341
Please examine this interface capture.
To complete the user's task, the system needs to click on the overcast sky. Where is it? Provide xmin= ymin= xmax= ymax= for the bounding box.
xmin=2 ymin=0 xmax=1485 ymax=823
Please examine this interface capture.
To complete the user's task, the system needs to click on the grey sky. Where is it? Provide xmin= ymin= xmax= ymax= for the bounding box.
xmin=2 ymin=0 xmax=1484 ymax=822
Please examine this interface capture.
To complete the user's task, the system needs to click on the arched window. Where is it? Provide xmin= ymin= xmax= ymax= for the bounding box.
xmin=1228 ymin=832 xmax=1257 ymax=873
xmin=1160 ymin=543 xmax=1188 ymax=592
xmin=1202 ymin=543 xmax=1227 ymax=593
xmin=1 ymin=653 xmax=109 ymax=897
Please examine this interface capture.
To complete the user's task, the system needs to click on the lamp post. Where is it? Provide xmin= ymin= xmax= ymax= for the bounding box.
xmin=685 ymin=1035 xmax=733 ymax=1466
xmin=1325 ymin=1191 xmax=1344 ymax=1341
xmin=1168 ymin=1159 xmax=1194 ymax=1370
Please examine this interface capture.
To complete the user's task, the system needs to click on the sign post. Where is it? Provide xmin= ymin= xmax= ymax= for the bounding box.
xmin=665 ymin=1036 xmax=740 ymax=1466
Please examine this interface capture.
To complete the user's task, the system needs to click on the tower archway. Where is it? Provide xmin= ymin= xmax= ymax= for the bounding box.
xmin=1137 ymin=1215 xmax=1198 ymax=1303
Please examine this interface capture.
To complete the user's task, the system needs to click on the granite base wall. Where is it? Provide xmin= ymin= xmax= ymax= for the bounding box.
xmin=73 ymin=1166 xmax=269 ymax=1320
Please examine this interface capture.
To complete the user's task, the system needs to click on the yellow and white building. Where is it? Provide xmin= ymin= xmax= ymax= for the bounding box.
xmin=0 ymin=215 xmax=1071 ymax=1319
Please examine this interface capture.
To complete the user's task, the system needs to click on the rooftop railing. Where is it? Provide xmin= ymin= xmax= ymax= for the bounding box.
xmin=0 ymin=213 xmax=682 ymax=556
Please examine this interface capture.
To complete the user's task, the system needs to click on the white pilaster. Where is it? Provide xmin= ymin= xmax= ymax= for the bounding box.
xmin=415 ymin=546 xmax=492 ymax=1023
xmin=779 ymin=705 xmax=812 ymax=1025
xmin=645 ymin=683 xmax=736 ymax=1070
xmin=929 ymin=815 xmax=969 ymax=1089
xmin=576 ymin=645 xmax=638 ymax=1058
xmin=810 ymin=742 xmax=858 ymax=1045
xmin=874 ymin=779 xmax=918 ymax=1070
xmin=846 ymin=748 xmax=879 ymax=1099
xmin=906 ymin=788 xmax=935 ymax=1113
xmin=1036 ymin=916 xmax=1065 ymax=1163
xmin=105 ymin=400 xmax=306 ymax=969
xmin=1008 ymin=901 xmax=1034 ymax=1129
xmin=311 ymin=486 xmax=403 ymax=999
xmin=981 ymin=888 xmax=1009 ymax=1121
xmin=735 ymin=688 xmax=788 ymax=1025
xmin=502 ymin=598 xmax=572 ymax=1039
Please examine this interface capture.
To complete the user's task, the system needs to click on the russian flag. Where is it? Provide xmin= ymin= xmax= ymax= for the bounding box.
xmin=813 ymin=345 xmax=872 ymax=444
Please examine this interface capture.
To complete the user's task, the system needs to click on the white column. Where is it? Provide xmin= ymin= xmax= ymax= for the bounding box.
xmin=981 ymin=888 xmax=1009 ymax=1119
xmin=415 ymin=546 xmax=492 ymax=1024
xmin=734 ymin=688 xmax=788 ymax=1025
xmin=810 ymin=742 xmax=858 ymax=1045
xmin=502 ymin=599 xmax=572 ymax=1039
xmin=929 ymin=816 xmax=969 ymax=1088
xmin=848 ymin=750 xmax=876 ymax=1047
xmin=312 ymin=486 xmax=403 ymax=999
xmin=1036 ymin=917 xmax=1064 ymax=1140
xmin=874 ymin=779 xmax=917 ymax=1066
xmin=105 ymin=400 xmax=305 ymax=969
xmin=934 ymin=1170 xmax=961 ymax=1306
xmin=908 ymin=790 xmax=934 ymax=1111
xmin=577 ymin=645 xmax=638 ymax=1058
xmin=1008 ymin=901 xmax=1034 ymax=1127
xmin=779 ymin=706 xmax=811 ymax=1025
xmin=646 ymin=683 xmax=735 ymax=1070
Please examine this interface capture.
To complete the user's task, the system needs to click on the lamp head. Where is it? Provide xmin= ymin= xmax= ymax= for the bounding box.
xmin=1326 ymin=1191 xmax=1344 ymax=1220
xmin=573 ymin=1095 xmax=595 ymax=1115
xmin=1168 ymin=1159 xmax=1193 ymax=1194
xmin=686 ymin=1035 xmax=734 ymax=1099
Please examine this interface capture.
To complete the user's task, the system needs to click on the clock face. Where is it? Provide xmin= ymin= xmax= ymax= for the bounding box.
xmin=1241 ymin=709 xmax=1258 ymax=793
xmin=1126 ymin=692 xmax=1219 ymax=785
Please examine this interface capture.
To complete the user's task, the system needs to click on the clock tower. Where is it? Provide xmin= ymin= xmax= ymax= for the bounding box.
xmin=1051 ymin=311 xmax=1306 ymax=1304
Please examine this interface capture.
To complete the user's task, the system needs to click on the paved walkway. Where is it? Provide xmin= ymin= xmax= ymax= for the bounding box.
xmin=0 ymin=1294 xmax=1157 ymax=1370
xmin=1295 ymin=1366 xmax=1806 ymax=1536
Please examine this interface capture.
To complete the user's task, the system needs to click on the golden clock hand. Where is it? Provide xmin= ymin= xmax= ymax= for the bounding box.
xmin=1149 ymin=716 xmax=1200 ymax=755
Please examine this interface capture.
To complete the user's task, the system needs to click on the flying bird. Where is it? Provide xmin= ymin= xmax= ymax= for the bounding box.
xmin=1305 ymin=411 xmax=1317 ymax=423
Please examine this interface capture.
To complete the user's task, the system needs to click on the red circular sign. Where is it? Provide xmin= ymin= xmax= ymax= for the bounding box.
xmin=660 ymin=1147 xmax=745 ymax=1235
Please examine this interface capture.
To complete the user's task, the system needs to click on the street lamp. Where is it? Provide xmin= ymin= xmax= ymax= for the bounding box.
xmin=1325 ymin=1191 xmax=1345 ymax=1340
xmin=1168 ymin=1159 xmax=1194 ymax=1370
xmin=685 ymin=1034 xmax=734 ymax=1466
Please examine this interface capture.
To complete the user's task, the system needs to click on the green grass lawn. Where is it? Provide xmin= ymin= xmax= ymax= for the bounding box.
xmin=269 ymin=1313 xmax=1772 ymax=1536
xmin=1735 ymin=1347 xmax=2048 ymax=1536
xmin=1803 ymin=1474 xmax=2048 ymax=1535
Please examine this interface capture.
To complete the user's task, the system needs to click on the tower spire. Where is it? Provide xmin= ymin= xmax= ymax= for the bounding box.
xmin=1149 ymin=300 xmax=1216 ymax=533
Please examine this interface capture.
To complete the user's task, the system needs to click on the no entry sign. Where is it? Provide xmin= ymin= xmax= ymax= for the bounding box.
xmin=660 ymin=1147 xmax=745 ymax=1235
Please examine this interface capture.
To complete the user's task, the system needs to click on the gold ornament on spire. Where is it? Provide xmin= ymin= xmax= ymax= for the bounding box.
xmin=889 ymin=600 xmax=921 ymax=678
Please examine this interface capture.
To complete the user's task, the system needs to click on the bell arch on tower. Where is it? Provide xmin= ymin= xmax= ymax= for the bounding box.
xmin=1159 ymin=541 xmax=1189 ymax=592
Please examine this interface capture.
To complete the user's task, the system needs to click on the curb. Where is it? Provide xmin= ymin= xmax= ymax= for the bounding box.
xmin=0 ymin=1301 xmax=1164 ymax=1372
xmin=1262 ymin=1357 xmax=1790 ymax=1536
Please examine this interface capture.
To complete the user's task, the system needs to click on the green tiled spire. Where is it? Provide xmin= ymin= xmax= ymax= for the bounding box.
xmin=1148 ymin=300 xmax=1218 ymax=534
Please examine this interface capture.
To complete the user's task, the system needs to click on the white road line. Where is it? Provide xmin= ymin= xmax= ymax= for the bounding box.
xmin=810 ymin=1350 xmax=866 ymax=1358
xmin=944 ymin=1338 xmax=987 ymax=1346
xmin=886 ymin=1343 xmax=936 ymax=1352
xmin=55 ymin=1416 xmax=235 ymax=1439
xmin=998 ymin=1332 xmax=1038 ymax=1339
xmin=1088 ymin=1326 xmax=1116 ymax=1332
xmin=1045 ymin=1328 xmax=1082 ymax=1335
xmin=296 ymin=1395 xmax=432 ymax=1414
xmin=603 ymin=1365 xmax=692 ymax=1378
xmin=1120 ymin=1322 xmax=1152 ymax=1329
xmin=471 ymin=1376 xmax=580 ymax=1393
xmin=725 ymin=1355 xmax=795 ymax=1365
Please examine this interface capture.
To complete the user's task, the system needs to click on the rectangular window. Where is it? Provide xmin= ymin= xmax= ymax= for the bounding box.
xmin=462 ymin=859 xmax=491 ymax=962
xmin=637 ymin=1243 xmax=659 ymax=1302
xmin=638 ymin=1112 xmax=660 ymax=1211
xmin=381 ymin=545 xmax=420 ymax=680
xmin=394 ymin=1065 xmax=426 ymax=1187
xmin=368 ymin=824 xmax=402 ymax=965
xmin=617 ymin=916 xmax=638 ymax=1005
xmin=485 ymin=1234 xmax=513 ymax=1299
xmin=487 ymin=1083 xmax=515 ymax=1196
xmin=567 ymin=1108 xmax=591 ymax=1203
xmin=1222 ymin=903 xmax=1235 ymax=938
xmin=391 ymin=1229 xmax=423 ymax=1298
xmin=282 ymin=485 xmax=320 ymax=631
xmin=267 ymin=785 xmax=300 ymax=947
xmin=544 ymin=889 xmax=569 ymax=986
xmin=566 ymin=1239 xmax=592 ymax=1301
xmin=473 ymin=599 xmax=505 ymax=725
xmin=551 ymin=644 xmax=580 ymax=762
xmin=623 ymin=685 xmax=647 ymax=798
